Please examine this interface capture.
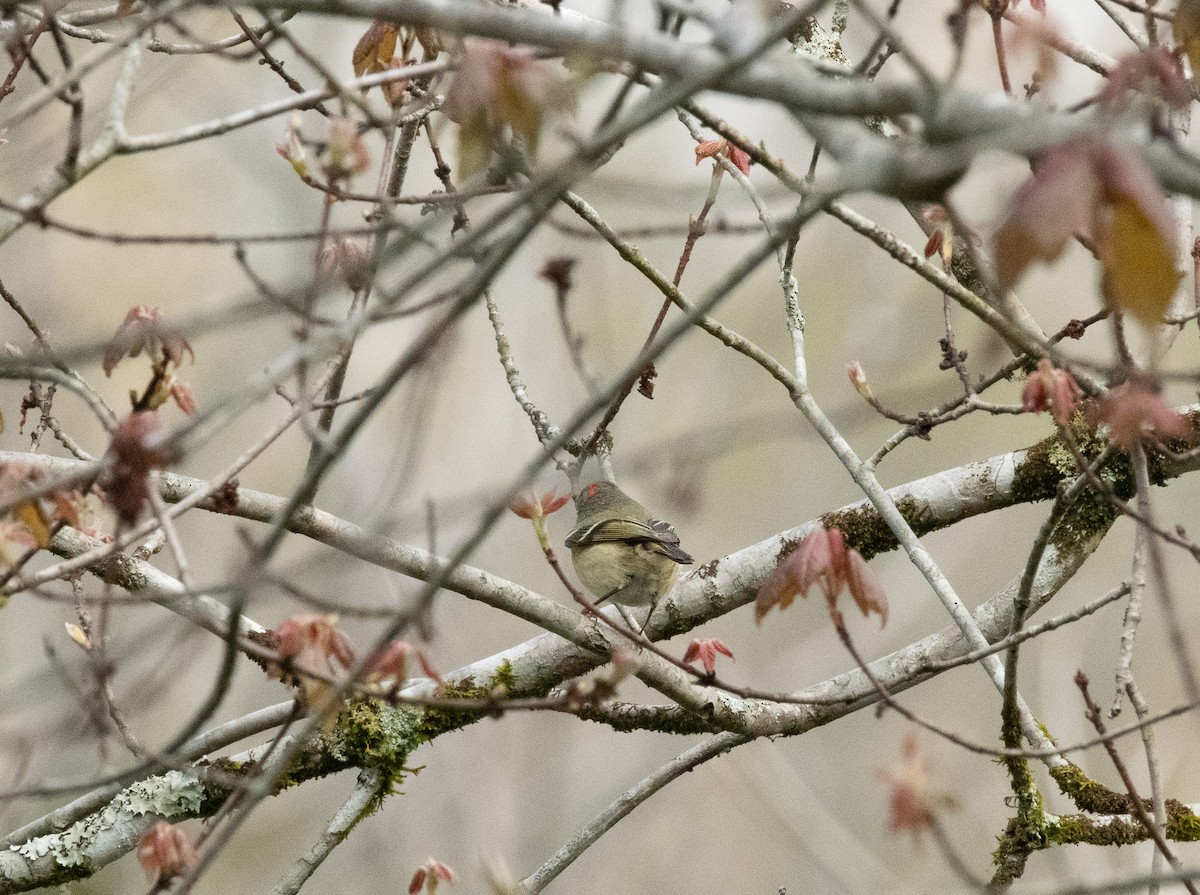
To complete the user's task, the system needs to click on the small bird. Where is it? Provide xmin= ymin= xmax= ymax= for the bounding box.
xmin=565 ymin=481 xmax=693 ymax=629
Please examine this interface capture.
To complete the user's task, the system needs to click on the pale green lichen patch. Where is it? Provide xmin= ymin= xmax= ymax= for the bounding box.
xmin=10 ymin=770 xmax=202 ymax=868
xmin=124 ymin=770 xmax=204 ymax=816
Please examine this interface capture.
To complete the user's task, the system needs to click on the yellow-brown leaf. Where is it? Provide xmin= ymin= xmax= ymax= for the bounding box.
xmin=1099 ymin=196 xmax=1180 ymax=325
xmin=14 ymin=500 xmax=51 ymax=548
xmin=1175 ymin=0 xmax=1200 ymax=74
xmin=352 ymin=21 xmax=398 ymax=77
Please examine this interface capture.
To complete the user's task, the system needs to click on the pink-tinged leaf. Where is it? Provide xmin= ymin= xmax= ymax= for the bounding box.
xmin=1100 ymin=48 xmax=1189 ymax=112
xmin=416 ymin=649 xmax=443 ymax=684
xmin=160 ymin=329 xmax=193 ymax=369
xmin=368 ymin=639 xmax=413 ymax=682
xmin=104 ymin=305 xmax=158 ymax=375
xmin=758 ymin=527 xmax=886 ymax=629
xmin=105 ymin=412 xmax=178 ymax=527
xmin=409 ymin=857 xmax=456 ymax=894
xmin=993 ymin=138 xmax=1101 ymax=292
xmin=273 ymin=613 xmax=355 ymax=670
xmin=847 ymin=361 xmax=873 ymax=400
xmin=1095 ymin=143 xmax=1177 ymax=240
xmin=276 ymin=116 xmax=308 ymax=179
xmin=269 ymin=612 xmax=355 ymax=704
xmin=137 ymin=822 xmax=199 ymax=884
xmin=442 ymin=39 xmax=572 ymax=177
xmin=1088 ymin=380 xmax=1192 ymax=450
xmin=845 ymin=551 xmax=887 ymax=627
xmin=923 ymin=228 xmax=943 ymax=260
xmin=683 ymin=638 xmax=735 ymax=676
xmin=382 ymin=58 xmax=416 ymax=108
xmin=727 ymin=145 xmax=752 ymax=175
xmin=920 ymin=204 xmax=954 ymax=269
xmin=756 ymin=527 xmax=848 ymax=622
xmin=756 ymin=528 xmax=832 ymax=622
xmin=1021 ymin=359 xmax=1082 ymax=426
xmin=408 ymin=868 xmax=427 ymax=895
xmin=104 ymin=305 xmax=191 ymax=376
xmin=694 ymin=138 xmax=752 ymax=175
xmin=170 ymin=381 xmax=197 ymax=415
xmin=694 ymin=139 xmax=723 ymax=164
xmin=875 ymin=734 xmax=958 ymax=838
xmin=507 ymin=488 xmax=570 ymax=520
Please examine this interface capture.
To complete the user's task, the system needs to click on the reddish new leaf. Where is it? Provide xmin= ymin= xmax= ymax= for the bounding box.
xmin=507 ymin=489 xmax=570 ymax=520
xmin=137 ymin=822 xmax=199 ymax=884
xmin=757 ymin=527 xmax=886 ymax=628
xmin=539 ymin=256 xmax=577 ymax=293
xmin=105 ymin=412 xmax=178 ymax=527
xmin=1099 ymin=48 xmax=1189 ymax=112
xmin=381 ymin=58 xmax=416 ymax=108
xmin=1088 ymin=380 xmax=1191 ymax=450
xmin=103 ymin=305 xmax=192 ymax=376
xmin=923 ymin=228 xmax=943 ymax=260
xmin=1021 ymin=359 xmax=1082 ymax=426
xmin=846 ymin=361 xmax=873 ymax=400
xmin=273 ymin=613 xmax=355 ymax=672
xmin=993 ymin=138 xmax=1100 ymax=292
xmin=694 ymin=138 xmax=752 ymax=175
xmin=409 ymin=857 xmax=456 ymax=895
xmin=994 ymin=137 xmax=1180 ymax=327
xmin=756 ymin=527 xmax=842 ymax=622
xmin=170 ymin=381 xmax=197 ymax=415
xmin=368 ymin=639 xmax=413 ymax=682
xmin=442 ymin=39 xmax=572 ymax=177
xmin=845 ymin=551 xmax=888 ymax=626
xmin=683 ymin=638 xmax=735 ymax=677
xmin=875 ymin=734 xmax=958 ymax=838
xmin=269 ymin=612 xmax=356 ymax=704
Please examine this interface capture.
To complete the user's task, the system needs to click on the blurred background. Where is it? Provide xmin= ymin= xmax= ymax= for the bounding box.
xmin=3 ymin=1 xmax=1200 ymax=892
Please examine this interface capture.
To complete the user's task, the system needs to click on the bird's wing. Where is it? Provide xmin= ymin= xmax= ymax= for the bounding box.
xmin=646 ymin=518 xmax=693 ymax=564
xmin=566 ymin=518 xmax=656 ymax=547
xmin=566 ymin=518 xmax=693 ymax=565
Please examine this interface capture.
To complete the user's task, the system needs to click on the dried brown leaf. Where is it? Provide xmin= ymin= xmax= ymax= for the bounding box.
xmin=352 ymin=21 xmax=398 ymax=77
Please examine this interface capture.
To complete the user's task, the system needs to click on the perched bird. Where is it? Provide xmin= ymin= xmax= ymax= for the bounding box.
xmin=565 ymin=481 xmax=693 ymax=628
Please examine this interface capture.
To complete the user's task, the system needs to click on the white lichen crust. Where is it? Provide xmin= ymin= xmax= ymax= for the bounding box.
xmin=6 ymin=770 xmax=202 ymax=878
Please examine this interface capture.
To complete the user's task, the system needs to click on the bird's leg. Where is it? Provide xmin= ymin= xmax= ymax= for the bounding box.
xmin=636 ymin=602 xmax=656 ymax=637
xmin=616 ymin=604 xmax=642 ymax=634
